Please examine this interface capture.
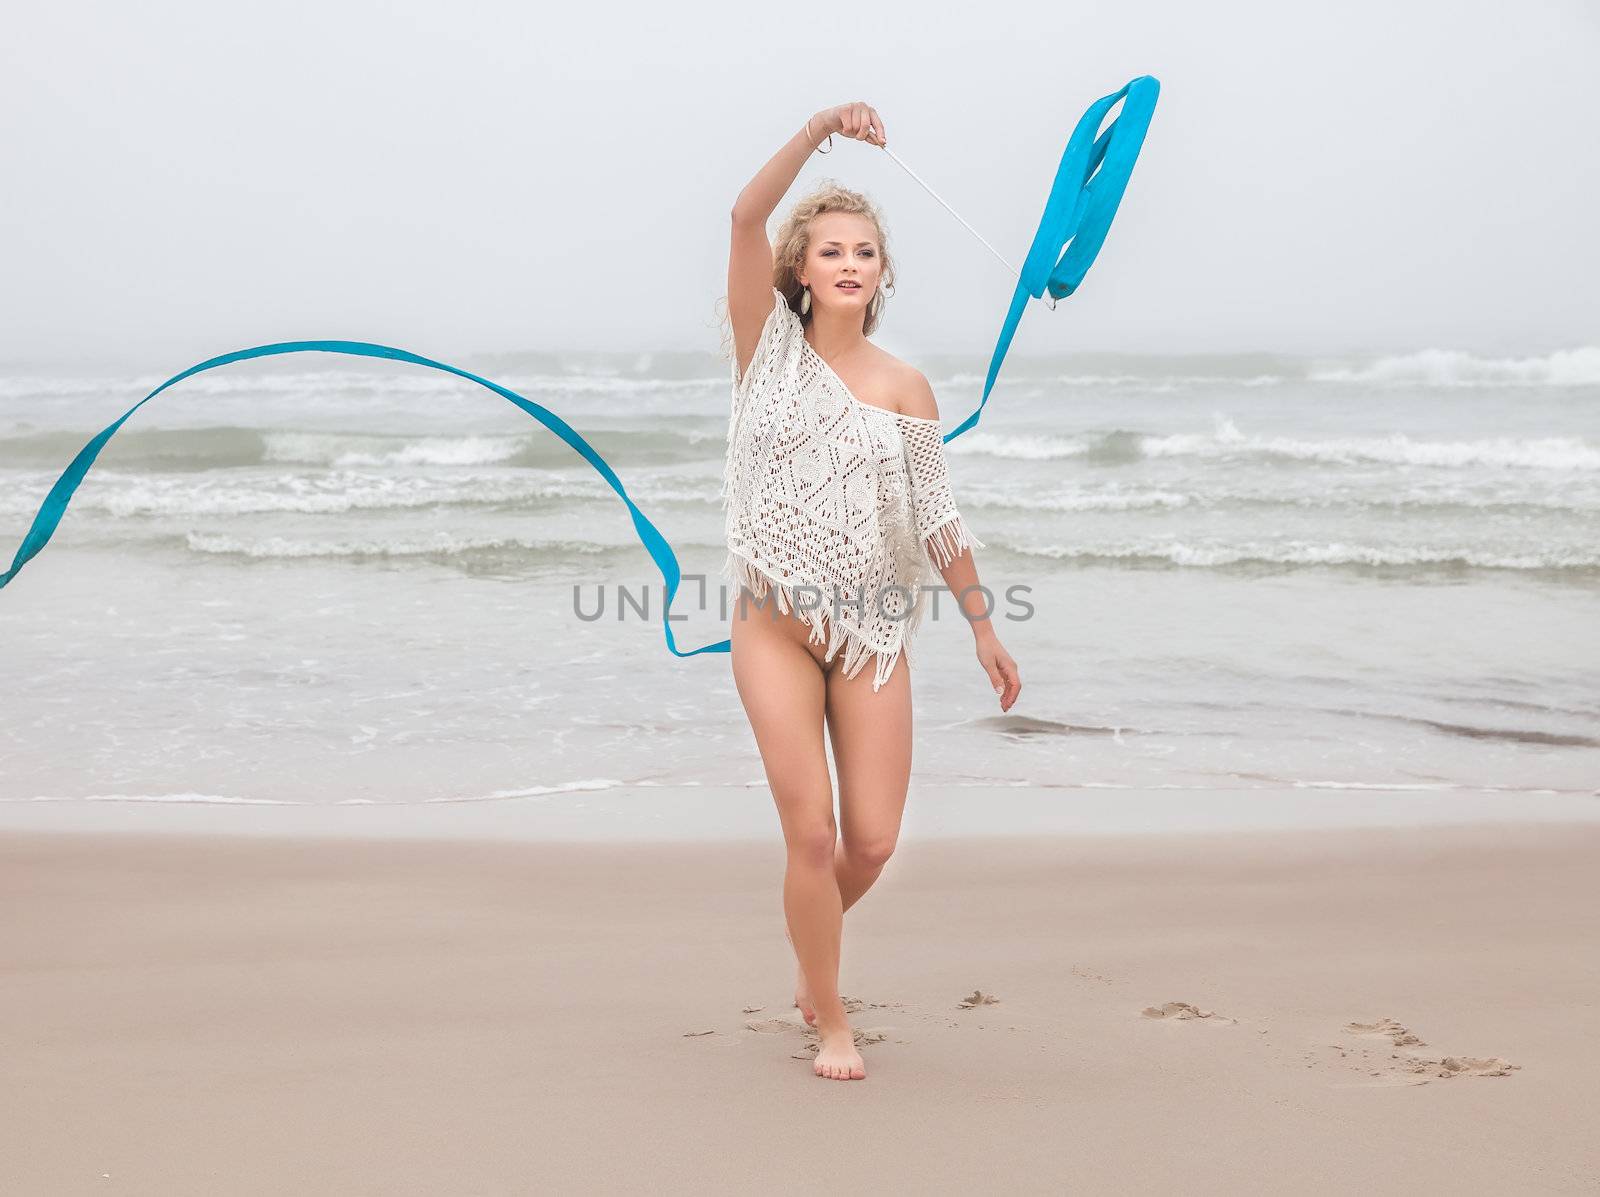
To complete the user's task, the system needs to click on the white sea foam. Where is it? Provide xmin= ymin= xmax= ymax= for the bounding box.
xmin=965 ymin=488 xmax=1194 ymax=512
xmin=0 ymin=469 xmax=720 ymax=519
xmin=422 ymin=778 xmax=628 ymax=803
xmin=0 ymin=369 xmax=727 ymax=402
xmin=946 ymin=431 xmax=1091 ymax=460
xmin=962 ymin=483 xmax=1600 ymax=513
xmin=1139 ymin=416 xmax=1600 ymax=471
xmin=262 ymin=431 xmax=527 ymax=468
xmin=943 ymin=417 xmax=1600 ymax=470
xmin=182 ymin=531 xmax=620 ymax=559
xmin=1311 ymin=346 xmax=1600 ymax=387
xmin=1012 ymin=540 xmax=1600 ymax=571
xmin=940 ymin=371 xmax=1286 ymax=389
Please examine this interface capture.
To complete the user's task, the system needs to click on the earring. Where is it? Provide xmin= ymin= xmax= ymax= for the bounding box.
xmin=799 ymin=285 xmax=811 ymax=315
xmin=868 ymin=287 xmax=885 ymax=320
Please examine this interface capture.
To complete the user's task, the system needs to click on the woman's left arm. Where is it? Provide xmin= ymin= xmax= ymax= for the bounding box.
xmin=898 ymin=370 xmax=1022 ymax=712
xmin=931 ymin=543 xmax=1022 ymax=712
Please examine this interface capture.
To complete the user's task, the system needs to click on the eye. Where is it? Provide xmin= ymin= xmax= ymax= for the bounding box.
xmin=860 ymin=250 xmax=875 ymax=257
xmin=821 ymin=249 xmax=838 ymax=257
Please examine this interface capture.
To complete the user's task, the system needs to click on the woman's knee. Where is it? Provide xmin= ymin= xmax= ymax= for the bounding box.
xmin=784 ymin=823 xmax=838 ymax=871
xmin=844 ymin=836 xmax=897 ymax=870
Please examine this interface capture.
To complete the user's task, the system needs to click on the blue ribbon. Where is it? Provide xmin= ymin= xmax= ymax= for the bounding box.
xmin=1 ymin=77 xmax=1157 ymax=661
xmin=0 ymin=340 xmax=725 ymax=660
xmin=947 ymin=74 xmax=1159 ymax=442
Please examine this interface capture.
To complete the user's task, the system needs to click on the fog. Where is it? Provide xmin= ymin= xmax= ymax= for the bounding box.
xmin=2 ymin=0 xmax=1595 ymax=367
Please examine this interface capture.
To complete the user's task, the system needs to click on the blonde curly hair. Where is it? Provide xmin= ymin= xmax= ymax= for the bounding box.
xmin=717 ymin=179 xmax=896 ymax=360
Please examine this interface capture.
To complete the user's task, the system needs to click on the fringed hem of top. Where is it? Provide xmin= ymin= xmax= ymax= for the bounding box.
xmin=723 ymin=550 xmax=909 ymax=692
xmin=922 ymin=512 xmax=986 ymax=570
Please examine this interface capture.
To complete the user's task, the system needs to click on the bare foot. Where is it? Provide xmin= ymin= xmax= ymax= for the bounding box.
xmin=783 ymin=927 xmax=817 ymax=1026
xmin=813 ymin=1025 xmax=866 ymax=1080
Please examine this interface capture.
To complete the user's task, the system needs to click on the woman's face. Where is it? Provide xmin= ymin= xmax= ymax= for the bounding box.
xmin=800 ymin=212 xmax=882 ymax=317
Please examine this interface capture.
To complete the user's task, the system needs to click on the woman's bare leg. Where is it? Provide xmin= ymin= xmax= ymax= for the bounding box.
xmin=730 ymin=588 xmax=865 ymax=1080
xmin=782 ymin=650 xmax=913 ymax=1013
xmin=826 ymin=651 xmax=913 ymax=911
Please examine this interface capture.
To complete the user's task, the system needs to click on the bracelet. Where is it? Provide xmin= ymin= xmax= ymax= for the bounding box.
xmin=805 ymin=117 xmax=833 ymax=154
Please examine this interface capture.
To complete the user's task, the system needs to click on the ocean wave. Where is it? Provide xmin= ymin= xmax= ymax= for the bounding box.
xmin=12 ymin=469 xmax=1591 ymax=523
xmin=947 ymin=431 xmax=1092 ymax=461
xmin=940 ymin=370 xmax=1288 ymax=389
xmin=0 ymin=424 xmax=723 ymax=473
xmin=0 ymin=468 xmax=722 ymax=518
xmin=0 ymin=368 xmax=728 ymax=402
xmin=1009 ymin=539 xmax=1600 ymax=573
xmin=262 ymin=427 xmax=727 ymax=468
xmin=179 ymin=531 xmax=727 ymax=567
xmin=0 ymin=426 xmax=276 ymax=471
xmin=943 ymin=349 xmax=1600 ymax=390
xmin=966 ymin=488 xmax=1194 ymax=512
xmin=6 ymin=346 xmax=1595 ymax=409
xmin=1139 ymin=417 xmax=1600 ymax=471
xmin=962 ymin=484 xmax=1600 ymax=514
xmin=182 ymin=531 xmax=648 ymax=561
xmin=1310 ymin=347 xmax=1600 ymax=387
xmin=947 ymin=417 xmax=1600 ymax=470
xmin=264 ymin=430 xmax=527 ymax=467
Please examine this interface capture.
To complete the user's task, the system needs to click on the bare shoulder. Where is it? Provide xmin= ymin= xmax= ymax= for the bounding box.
xmin=853 ymin=346 xmax=937 ymax=419
xmin=884 ymin=357 xmax=938 ymax=420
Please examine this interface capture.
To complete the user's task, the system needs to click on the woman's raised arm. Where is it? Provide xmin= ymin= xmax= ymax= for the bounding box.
xmin=727 ymin=102 xmax=886 ymax=379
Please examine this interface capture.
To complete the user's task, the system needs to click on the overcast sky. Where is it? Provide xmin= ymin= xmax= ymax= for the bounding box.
xmin=2 ymin=0 xmax=1596 ymax=369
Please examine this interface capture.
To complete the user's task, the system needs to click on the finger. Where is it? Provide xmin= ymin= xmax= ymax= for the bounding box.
xmin=846 ymin=102 xmax=864 ymax=138
xmin=867 ymin=106 xmax=886 ymax=145
xmin=1001 ymin=659 xmax=1021 ymax=707
xmin=982 ymin=660 xmax=1004 ymax=698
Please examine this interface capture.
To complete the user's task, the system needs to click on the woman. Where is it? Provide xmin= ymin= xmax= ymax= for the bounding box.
xmin=722 ymin=101 xmax=1022 ymax=1081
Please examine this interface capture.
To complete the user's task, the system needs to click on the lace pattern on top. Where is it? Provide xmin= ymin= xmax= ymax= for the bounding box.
xmin=721 ymin=286 xmax=984 ymax=691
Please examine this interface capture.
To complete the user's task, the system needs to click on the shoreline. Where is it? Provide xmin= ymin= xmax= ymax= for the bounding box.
xmin=0 ymin=783 xmax=1596 ymax=843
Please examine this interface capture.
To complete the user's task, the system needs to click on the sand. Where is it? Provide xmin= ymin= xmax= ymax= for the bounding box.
xmin=3 ymin=822 xmax=1597 ymax=1194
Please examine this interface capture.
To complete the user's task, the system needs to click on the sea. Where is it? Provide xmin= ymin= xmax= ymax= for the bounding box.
xmin=1 ymin=344 xmax=1596 ymax=811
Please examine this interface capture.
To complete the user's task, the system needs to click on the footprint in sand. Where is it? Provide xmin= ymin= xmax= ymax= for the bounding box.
xmin=744 ymin=1017 xmax=806 ymax=1034
xmin=1141 ymin=1001 xmax=1234 ymax=1024
xmin=1430 ymin=1056 xmax=1520 ymax=1078
xmin=743 ymin=1013 xmax=895 ymax=1057
xmin=1345 ymin=1017 xmax=1425 ymax=1047
xmin=1070 ymin=964 xmax=1121 ymax=987
xmin=1317 ymin=1018 xmax=1519 ymax=1085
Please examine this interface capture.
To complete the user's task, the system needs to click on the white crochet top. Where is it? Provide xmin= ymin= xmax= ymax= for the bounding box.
xmin=721 ymin=286 xmax=984 ymax=690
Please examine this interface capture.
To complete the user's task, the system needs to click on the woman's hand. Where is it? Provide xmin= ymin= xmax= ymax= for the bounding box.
xmin=975 ymin=630 xmax=1021 ymax=712
xmin=815 ymin=101 xmax=887 ymax=148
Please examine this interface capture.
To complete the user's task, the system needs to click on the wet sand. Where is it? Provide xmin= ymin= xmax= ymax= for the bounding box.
xmin=3 ymin=822 xmax=1597 ymax=1194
